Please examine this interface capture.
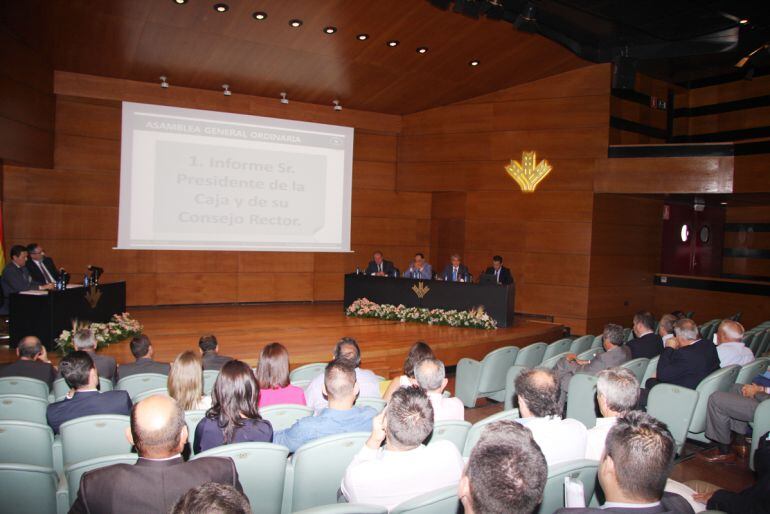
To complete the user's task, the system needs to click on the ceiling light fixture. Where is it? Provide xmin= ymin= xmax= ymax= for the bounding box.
xmin=416 ymin=47 xmax=428 ymax=54
xmin=213 ymin=3 xmax=229 ymax=13
xmin=323 ymin=26 xmax=337 ymax=34
xmin=280 ymin=92 xmax=289 ymax=104
xmin=173 ymin=0 xmax=187 ymax=4
xmin=252 ymin=11 xmax=267 ymax=20
xmin=159 ymin=75 xmax=169 ymax=88
xmin=469 ymin=59 xmax=480 ymax=66
xmin=356 ymin=33 xmax=369 ymax=41
xmin=222 ymin=84 xmax=231 ymax=96
xmin=387 ymin=40 xmax=399 ymax=47
xmin=333 ymin=100 xmax=342 ymax=111
xmin=739 ymin=18 xmax=749 ymax=25
xmin=289 ymin=19 xmax=303 ymax=28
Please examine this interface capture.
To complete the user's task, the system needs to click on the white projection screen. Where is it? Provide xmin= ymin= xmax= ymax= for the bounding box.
xmin=117 ymin=102 xmax=354 ymax=252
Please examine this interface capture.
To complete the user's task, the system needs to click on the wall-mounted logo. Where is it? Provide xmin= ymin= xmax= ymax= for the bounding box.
xmin=504 ymin=151 xmax=552 ymax=192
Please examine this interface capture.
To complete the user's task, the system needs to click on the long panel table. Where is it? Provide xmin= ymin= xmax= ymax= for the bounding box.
xmin=343 ymin=274 xmax=515 ymax=327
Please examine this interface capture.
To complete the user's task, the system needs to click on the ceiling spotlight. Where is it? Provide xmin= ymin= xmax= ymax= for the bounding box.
xmin=739 ymin=18 xmax=749 ymax=25
xmin=323 ymin=26 xmax=337 ymax=34
xmin=333 ymin=100 xmax=342 ymax=111
xmin=252 ymin=11 xmax=267 ymax=20
xmin=173 ymin=0 xmax=187 ymax=4
xmin=213 ymin=3 xmax=229 ymax=13
xmin=469 ymin=60 xmax=480 ymax=66
xmin=222 ymin=84 xmax=231 ymax=96
xmin=416 ymin=47 xmax=428 ymax=54
xmin=159 ymin=75 xmax=169 ymax=88
xmin=387 ymin=40 xmax=399 ymax=47
xmin=289 ymin=19 xmax=303 ymax=28
xmin=280 ymin=92 xmax=289 ymax=104
xmin=356 ymin=33 xmax=369 ymax=41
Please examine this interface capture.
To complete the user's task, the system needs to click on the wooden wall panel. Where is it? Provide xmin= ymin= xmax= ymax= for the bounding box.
xmin=595 ymin=156 xmax=734 ymax=194
xmin=653 ymin=285 xmax=770 ymax=329
xmin=733 ymin=155 xmax=770 ymax=193
xmin=723 ymin=204 xmax=770 ymax=281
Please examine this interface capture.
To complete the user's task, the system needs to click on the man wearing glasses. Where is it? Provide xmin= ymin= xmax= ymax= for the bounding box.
xmin=25 ymin=243 xmax=60 ymax=286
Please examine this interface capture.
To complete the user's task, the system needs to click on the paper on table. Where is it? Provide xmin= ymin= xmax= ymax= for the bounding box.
xmin=19 ymin=290 xmax=48 ymax=295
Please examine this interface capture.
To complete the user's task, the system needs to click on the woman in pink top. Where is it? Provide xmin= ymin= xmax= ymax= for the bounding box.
xmin=256 ymin=342 xmax=306 ymax=407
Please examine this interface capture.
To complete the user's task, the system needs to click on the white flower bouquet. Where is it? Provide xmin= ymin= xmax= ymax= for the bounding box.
xmin=56 ymin=313 xmax=144 ymax=353
xmin=346 ymin=298 xmax=497 ymax=330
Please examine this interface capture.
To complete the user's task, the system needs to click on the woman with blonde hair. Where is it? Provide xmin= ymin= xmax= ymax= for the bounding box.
xmin=168 ymin=350 xmax=212 ymax=411
xmin=255 ymin=342 xmax=306 ymax=407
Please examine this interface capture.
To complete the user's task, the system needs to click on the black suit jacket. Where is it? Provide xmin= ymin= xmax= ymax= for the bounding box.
xmin=116 ymin=358 xmax=170 ymax=381
xmin=84 ymin=350 xmax=118 ymax=383
xmin=483 ymin=266 xmax=514 ymax=285
xmin=441 ymin=264 xmax=470 ymax=282
xmin=69 ymin=455 xmax=242 ymax=514
xmin=202 ymin=351 xmax=233 ymax=371
xmin=655 ymin=339 xmax=721 ymax=390
xmin=46 ymin=390 xmax=132 ymax=434
xmin=26 ymin=256 xmax=59 ymax=285
xmin=555 ymin=492 xmax=695 ymax=513
xmin=1 ymin=263 xmax=40 ymax=314
xmin=0 ymin=359 xmax=58 ymax=389
xmin=628 ymin=332 xmax=664 ymax=360
xmin=364 ymin=260 xmax=395 ymax=276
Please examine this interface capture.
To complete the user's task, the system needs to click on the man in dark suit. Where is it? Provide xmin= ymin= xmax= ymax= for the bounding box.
xmin=199 ymin=334 xmax=233 ymax=371
xmin=70 ymin=394 xmax=242 ymax=514
xmin=627 ymin=311 xmax=663 ymax=360
xmin=73 ymin=327 xmax=118 ymax=383
xmin=25 ymin=243 xmax=59 ymax=286
xmin=441 ymin=253 xmax=470 ymax=282
xmin=650 ymin=318 xmax=720 ymax=391
xmin=0 ymin=245 xmax=54 ymax=315
xmin=556 ymin=411 xmax=694 ymax=514
xmin=0 ymin=336 xmax=58 ymax=388
xmin=116 ymin=334 xmax=170 ymax=381
xmin=46 ymin=351 xmax=132 ymax=434
xmin=482 ymin=255 xmax=514 ymax=285
xmin=364 ymin=251 xmax=395 ymax=276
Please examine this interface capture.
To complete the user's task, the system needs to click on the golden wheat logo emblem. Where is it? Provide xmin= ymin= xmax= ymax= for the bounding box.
xmin=411 ymin=281 xmax=430 ymax=299
xmin=505 ymin=151 xmax=552 ymax=192
xmin=85 ymin=285 xmax=102 ymax=308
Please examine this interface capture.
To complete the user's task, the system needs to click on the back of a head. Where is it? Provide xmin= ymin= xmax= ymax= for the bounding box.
xmin=515 ymin=368 xmax=561 ymax=418
xmin=633 ymin=311 xmax=656 ymax=332
xmin=130 ymin=334 xmax=152 ymax=359
xmin=333 ymin=337 xmax=361 ymax=368
xmin=323 ymin=358 xmax=357 ymax=400
xmin=387 ymin=387 xmax=434 ymax=449
xmin=414 ymin=358 xmax=445 ymax=392
xmin=73 ymin=328 xmax=96 ymax=350
xmin=59 ymin=351 xmax=95 ymax=389
xmin=170 ymin=482 xmax=251 ymax=514
xmin=18 ymin=336 xmax=43 ymax=359
xmin=256 ymin=342 xmax=291 ymax=389
xmin=673 ymin=318 xmax=699 ymax=341
xmin=603 ymin=323 xmax=625 ymax=347
xmin=718 ymin=320 xmax=744 ymax=343
xmin=209 ymin=360 xmax=261 ymax=443
xmin=596 ymin=368 xmax=639 ymax=415
xmin=199 ymin=334 xmax=218 ymax=353
xmin=131 ymin=395 xmax=186 ymax=459
xmin=466 ymin=420 xmax=547 ymax=514
xmin=658 ymin=314 xmax=677 ymax=336
xmin=168 ymin=350 xmax=204 ymax=411
xmin=604 ymin=411 xmax=675 ymax=503
xmin=403 ymin=341 xmax=434 ymax=378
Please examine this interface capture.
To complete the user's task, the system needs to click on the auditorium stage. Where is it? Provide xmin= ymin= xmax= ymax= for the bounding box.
xmin=0 ymin=303 xmax=564 ymax=376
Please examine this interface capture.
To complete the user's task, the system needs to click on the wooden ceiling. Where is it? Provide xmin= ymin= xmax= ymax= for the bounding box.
xmin=1 ymin=0 xmax=590 ymax=114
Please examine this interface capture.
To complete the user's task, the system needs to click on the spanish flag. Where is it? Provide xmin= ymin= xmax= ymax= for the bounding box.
xmin=0 ymin=206 xmax=4 ymax=269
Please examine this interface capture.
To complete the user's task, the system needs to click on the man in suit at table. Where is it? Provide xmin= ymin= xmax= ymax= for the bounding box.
xmin=73 ymin=327 xmax=118 ymax=383
xmin=627 ymin=311 xmax=663 ymax=360
xmin=199 ymin=334 xmax=233 ymax=371
xmin=0 ymin=245 xmax=54 ymax=315
xmin=0 ymin=335 xmax=58 ymax=389
xmin=403 ymin=252 xmax=432 ymax=279
xmin=25 ymin=243 xmax=59 ymax=286
xmin=116 ymin=334 xmax=170 ymax=381
xmin=365 ymin=251 xmax=395 ymax=277
xmin=441 ymin=253 xmax=470 ymax=282
xmin=482 ymin=255 xmax=513 ymax=285
xmin=69 ymin=395 xmax=243 ymax=514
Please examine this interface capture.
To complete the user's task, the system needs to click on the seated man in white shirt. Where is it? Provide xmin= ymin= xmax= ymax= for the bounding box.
xmin=459 ymin=420 xmax=547 ymax=514
xmin=414 ymin=358 xmax=464 ymax=421
xmin=341 ymin=387 xmax=465 ymax=510
xmin=715 ymin=320 xmax=754 ymax=368
xmin=585 ymin=367 xmax=639 ymax=461
xmin=657 ymin=313 xmax=677 ymax=348
xmin=514 ymin=368 xmax=587 ymax=465
xmin=305 ymin=337 xmax=381 ymax=412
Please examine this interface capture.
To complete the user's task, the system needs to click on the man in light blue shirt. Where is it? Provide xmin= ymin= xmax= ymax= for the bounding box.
xmin=274 ymin=359 xmax=376 ymax=452
xmin=404 ymin=253 xmax=432 ymax=280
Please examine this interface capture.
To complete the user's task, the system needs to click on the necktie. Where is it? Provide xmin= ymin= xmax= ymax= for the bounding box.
xmin=378 ymin=263 xmax=382 ymax=273
xmin=39 ymin=261 xmax=54 ymax=283
xmin=495 ymin=269 xmax=500 ymax=282
xmin=453 ymin=268 xmax=457 ymax=281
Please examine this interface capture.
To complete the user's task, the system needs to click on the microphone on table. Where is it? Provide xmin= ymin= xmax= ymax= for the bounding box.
xmin=87 ymin=265 xmax=104 ymax=275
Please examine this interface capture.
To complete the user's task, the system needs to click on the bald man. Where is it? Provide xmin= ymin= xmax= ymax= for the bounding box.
xmin=0 ymin=336 xmax=57 ymax=388
xmin=70 ymin=395 xmax=242 ymax=514
xmin=715 ymin=320 xmax=754 ymax=368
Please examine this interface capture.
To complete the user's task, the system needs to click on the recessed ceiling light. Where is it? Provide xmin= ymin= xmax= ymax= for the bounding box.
xmin=416 ymin=47 xmax=428 ymax=54
xmin=323 ymin=26 xmax=337 ymax=34
xmin=213 ymin=3 xmax=229 ymax=13
xmin=739 ymin=18 xmax=749 ymax=25
xmin=252 ymin=11 xmax=267 ymax=20
xmin=387 ymin=40 xmax=399 ymax=47
xmin=469 ymin=59 xmax=480 ymax=66
xmin=173 ymin=0 xmax=187 ymax=4
xmin=356 ymin=33 xmax=369 ymax=41
xmin=289 ymin=19 xmax=303 ymax=28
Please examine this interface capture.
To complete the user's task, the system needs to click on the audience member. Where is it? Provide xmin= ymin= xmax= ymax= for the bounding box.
xmin=555 ymin=324 xmax=632 ymax=404
xmin=414 ymin=358 xmax=464 ymax=421
xmin=70 ymin=395 xmax=242 ymax=514
xmin=627 ymin=311 xmax=663 ymax=360
xmin=585 ymin=368 xmax=639 ymax=460
xmin=341 ymin=387 xmax=464 ymax=509
xmin=273 ymin=359 xmax=376 ymax=452
xmin=255 ymin=342 xmax=305 ymax=407
xmin=194 ymin=360 xmax=272 ymax=453
xmin=170 ymin=482 xmax=251 ymax=514
xmin=715 ymin=320 xmax=753 ymax=367
xmin=46 ymin=351 xmax=131 ymax=434
xmin=305 ymin=337 xmax=380 ymax=412
xmin=657 ymin=314 xmax=678 ymax=348
xmin=73 ymin=327 xmax=117 ymax=383
xmin=198 ymin=334 xmax=233 ymax=371
xmin=382 ymin=341 xmax=434 ymax=401
xmin=459 ymin=420 xmax=547 ymax=514
xmin=556 ymin=411 xmax=693 ymax=513
xmin=116 ymin=334 xmax=170 ymax=380
xmin=0 ymin=335 xmax=57 ymax=388
xmin=169 ymin=350 xmax=211 ymax=411
xmin=515 ymin=368 xmax=587 ymax=465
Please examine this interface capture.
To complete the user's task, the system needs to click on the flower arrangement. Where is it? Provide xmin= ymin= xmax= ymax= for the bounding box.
xmin=346 ymin=298 xmax=497 ymax=330
xmin=56 ymin=313 xmax=144 ymax=354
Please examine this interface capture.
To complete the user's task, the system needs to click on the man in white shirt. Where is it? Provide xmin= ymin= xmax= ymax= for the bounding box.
xmin=585 ymin=367 xmax=639 ymax=461
xmin=305 ymin=338 xmax=381 ymax=412
xmin=715 ymin=320 xmax=754 ymax=368
xmin=341 ymin=387 xmax=465 ymax=509
xmin=414 ymin=358 xmax=464 ymax=421
xmin=514 ymin=368 xmax=587 ymax=465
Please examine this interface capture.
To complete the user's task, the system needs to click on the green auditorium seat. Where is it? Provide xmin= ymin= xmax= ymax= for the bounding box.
xmin=455 ymin=346 xmax=519 ymax=408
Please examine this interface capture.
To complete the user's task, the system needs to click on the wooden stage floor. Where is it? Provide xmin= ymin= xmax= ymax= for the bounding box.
xmin=1 ymin=303 xmax=564 ymax=376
